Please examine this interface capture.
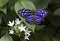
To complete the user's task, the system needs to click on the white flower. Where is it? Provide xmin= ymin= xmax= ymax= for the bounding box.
xmin=9 ymin=29 xmax=14 ymax=34
xmin=18 ymin=24 xmax=26 ymax=32
xmin=8 ymin=21 xmax=14 ymax=27
xmin=25 ymin=28 xmax=31 ymax=36
xmin=24 ymin=34 xmax=29 ymax=40
xmin=15 ymin=18 xmax=21 ymax=25
xmin=24 ymin=28 xmax=31 ymax=40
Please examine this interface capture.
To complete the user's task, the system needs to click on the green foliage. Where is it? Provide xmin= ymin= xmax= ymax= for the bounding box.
xmin=35 ymin=25 xmax=45 ymax=31
xmin=0 ymin=15 xmax=2 ymax=24
xmin=48 ymin=8 xmax=60 ymax=27
xmin=52 ymin=0 xmax=60 ymax=3
xmin=0 ymin=34 xmax=13 ymax=41
xmin=54 ymin=8 xmax=60 ymax=15
xmin=52 ymin=38 xmax=58 ymax=41
xmin=49 ymin=16 xmax=60 ymax=27
xmin=0 ymin=0 xmax=7 ymax=14
xmin=29 ymin=31 xmax=51 ymax=41
xmin=31 ymin=0 xmax=51 ymax=9
xmin=0 ymin=0 xmax=7 ymax=8
xmin=15 ymin=0 xmax=36 ymax=13
xmin=0 ymin=7 xmax=7 ymax=14
xmin=0 ymin=0 xmax=60 ymax=41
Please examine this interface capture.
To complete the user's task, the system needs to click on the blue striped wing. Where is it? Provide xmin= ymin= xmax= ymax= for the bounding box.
xmin=18 ymin=9 xmax=47 ymax=24
xmin=18 ymin=9 xmax=32 ymax=18
xmin=35 ymin=9 xmax=47 ymax=18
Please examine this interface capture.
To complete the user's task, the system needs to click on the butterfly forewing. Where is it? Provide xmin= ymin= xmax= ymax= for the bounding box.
xmin=35 ymin=9 xmax=47 ymax=18
xmin=18 ymin=9 xmax=32 ymax=18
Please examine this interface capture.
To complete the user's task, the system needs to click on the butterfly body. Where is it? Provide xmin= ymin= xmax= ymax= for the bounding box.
xmin=18 ymin=9 xmax=47 ymax=24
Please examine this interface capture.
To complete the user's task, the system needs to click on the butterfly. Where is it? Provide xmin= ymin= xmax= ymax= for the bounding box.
xmin=18 ymin=9 xmax=47 ymax=24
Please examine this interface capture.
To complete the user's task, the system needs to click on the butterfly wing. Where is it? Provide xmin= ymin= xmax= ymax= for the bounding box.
xmin=34 ymin=15 xmax=42 ymax=24
xmin=25 ymin=15 xmax=42 ymax=24
xmin=25 ymin=15 xmax=34 ymax=24
xmin=33 ymin=9 xmax=47 ymax=24
xmin=18 ymin=9 xmax=47 ymax=24
xmin=35 ymin=9 xmax=47 ymax=18
xmin=18 ymin=9 xmax=32 ymax=18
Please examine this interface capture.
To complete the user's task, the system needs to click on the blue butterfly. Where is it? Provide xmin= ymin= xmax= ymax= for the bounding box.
xmin=18 ymin=9 xmax=47 ymax=24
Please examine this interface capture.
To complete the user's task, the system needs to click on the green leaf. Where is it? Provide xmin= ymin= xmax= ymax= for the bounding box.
xmin=0 ymin=0 xmax=8 ymax=8
xmin=52 ymin=38 xmax=58 ymax=41
xmin=0 ymin=34 xmax=13 ymax=41
xmin=35 ymin=25 xmax=45 ymax=31
xmin=54 ymin=30 xmax=60 ymax=41
xmin=42 ymin=35 xmax=51 ymax=41
xmin=30 ymin=24 xmax=35 ymax=32
xmin=0 ymin=8 xmax=7 ymax=14
xmin=0 ymin=15 xmax=2 ymax=24
xmin=21 ymin=1 xmax=36 ymax=10
xmin=48 ymin=15 xmax=60 ymax=27
xmin=29 ymin=31 xmax=51 ymax=41
xmin=15 ymin=1 xmax=24 ymax=13
xmin=4 ymin=10 xmax=17 ymax=24
xmin=0 ymin=0 xmax=7 ymax=14
xmin=20 ymin=38 xmax=27 ymax=41
xmin=31 ymin=0 xmax=51 ymax=9
xmin=18 ymin=0 xmax=29 ymax=1
xmin=15 ymin=1 xmax=36 ymax=13
xmin=53 ymin=0 xmax=60 ymax=3
xmin=54 ymin=8 xmax=60 ymax=15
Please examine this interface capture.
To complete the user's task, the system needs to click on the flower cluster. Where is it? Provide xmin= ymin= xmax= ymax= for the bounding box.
xmin=7 ymin=18 xmax=31 ymax=40
xmin=18 ymin=24 xmax=31 ymax=40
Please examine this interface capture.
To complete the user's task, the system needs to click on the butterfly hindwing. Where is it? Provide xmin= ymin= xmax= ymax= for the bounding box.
xmin=26 ymin=15 xmax=42 ymax=24
xmin=34 ymin=15 xmax=42 ymax=24
xmin=25 ymin=15 xmax=33 ymax=24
